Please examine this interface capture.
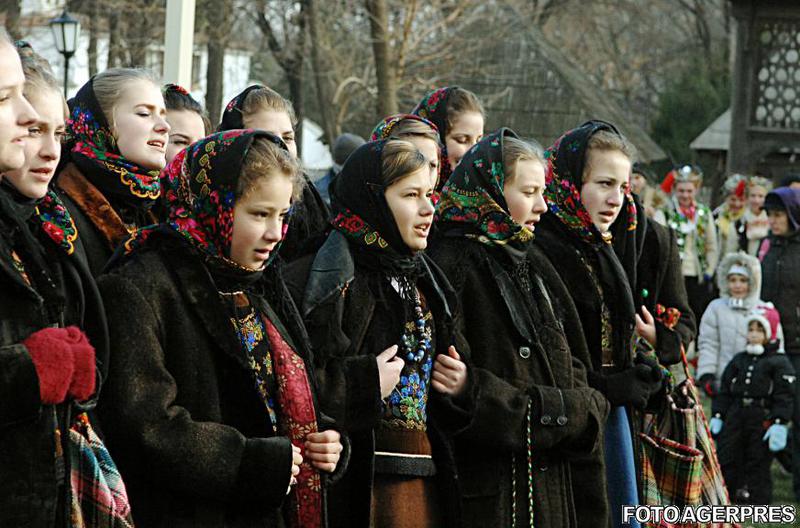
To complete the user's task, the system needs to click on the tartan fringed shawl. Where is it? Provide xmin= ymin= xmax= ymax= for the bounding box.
xmin=69 ymin=413 xmax=134 ymax=528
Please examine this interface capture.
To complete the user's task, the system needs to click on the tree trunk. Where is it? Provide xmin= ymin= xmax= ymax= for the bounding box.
xmin=87 ymin=4 xmax=98 ymax=76
xmin=206 ymin=39 xmax=225 ymax=126
xmin=304 ymin=0 xmax=336 ymax=146
xmin=108 ymin=12 xmax=122 ymax=68
xmin=365 ymin=0 xmax=397 ymax=118
xmin=288 ymin=66 xmax=304 ymax=157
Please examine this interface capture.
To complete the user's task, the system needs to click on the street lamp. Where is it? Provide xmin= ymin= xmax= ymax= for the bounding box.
xmin=49 ymin=10 xmax=81 ymax=97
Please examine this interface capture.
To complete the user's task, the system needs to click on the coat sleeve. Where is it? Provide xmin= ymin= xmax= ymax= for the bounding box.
xmin=769 ymin=357 xmax=796 ymax=423
xmin=712 ymin=357 xmax=738 ymax=418
xmin=654 ymin=227 xmax=697 ymax=365
xmin=0 ymin=343 xmax=42 ymax=426
xmin=97 ymin=274 xmax=293 ymax=509
xmin=696 ymin=302 xmax=721 ymax=379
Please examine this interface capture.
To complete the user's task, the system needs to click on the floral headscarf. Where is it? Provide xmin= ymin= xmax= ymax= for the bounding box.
xmin=330 ymin=140 xmax=417 ymax=262
xmin=436 ymin=128 xmax=533 ymax=249
xmin=543 ymin=120 xmax=638 ymax=246
xmin=370 ymin=113 xmax=440 ymax=141
xmin=412 ymin=87 xmax=456 ymax=189
xmin=67 ymin=77 xmax=162 ymax=206
xmin=36 ymin=191 xmax=78 ymax=255
xmin=122 ymin=129 xmax=290 ymax=272
xmin=217 ymin=84 xmax=265 ymax=131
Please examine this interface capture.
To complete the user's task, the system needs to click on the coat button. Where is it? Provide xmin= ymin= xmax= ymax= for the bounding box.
xmin=557 ymin=415 xmax=568 ymax=426
xmin=519 ymin=346 xmax=531 ymax=359
xmin=745 ymin=379 xmax=751 ymax=384
xmin=540 ymin=415 xmax=552 ymax=425
xmin=539 ymin=464 xmax=548 ymax=472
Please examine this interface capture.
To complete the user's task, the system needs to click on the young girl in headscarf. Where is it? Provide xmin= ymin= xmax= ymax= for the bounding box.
xmin=429 ymin=128 xmax=610 ymax=528
xmin=218 ymin=85 xmax=330 ymax=261
xmin=163 ymin=83 xmax=210 ymax=163
xmin=534 ymin=121 xmax=665 ymax=528
xmin=97 ymin=130 xmax=343 ymax=527
xmin=412 ymin=86 xmax=484 ymax=191
xmin=285 ymin=139 xmax=471 ymax=527
xmin=1 ymin=42 xmax=131 ymax=527
xmin=56 ymin=68 xmax=170 ymax=275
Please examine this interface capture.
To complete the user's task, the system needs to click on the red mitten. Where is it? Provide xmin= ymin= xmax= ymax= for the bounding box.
xmin=22 ymin=327 xmax=75 ymax=404
xmin=65 ymin=326 xmax=96 ymax=401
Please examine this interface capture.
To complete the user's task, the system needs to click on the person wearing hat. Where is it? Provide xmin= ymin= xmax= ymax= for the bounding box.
xmin=663 ymin=164 xmax=719 ymax=324
xmin=696 ymin=252 xmax=781 ymax=397
xmin=759 ymin=185 xmax=800 ymax=499
xmin=315 ymin=133 xmax=366 ymax=205
xmin=714 ymin=173 xmax=748 ymax=256
xmin=709 ymin=304 xmax=795 ymax=504
xmin=730 ymin=176 xmax=772 ymax=256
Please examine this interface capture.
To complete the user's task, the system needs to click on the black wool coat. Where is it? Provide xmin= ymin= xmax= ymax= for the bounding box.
xmin=96 ymin=236 xmax=343 ymax=528
xmin=284 ymin=231 xmax=471 ymax=528
xmin=428 ymin=237 xmax=610 ymax=528
xmin=636 ymin=220 xmax=697 ymax=365
xmin=761 ymin=231 xmax=800 ymax=355
xmin=0 ymin=227 xmax=108 ymax=528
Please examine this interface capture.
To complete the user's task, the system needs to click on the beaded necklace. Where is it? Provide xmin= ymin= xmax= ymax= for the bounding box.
xmin=402 ymin=289 xmax=433 ymax=363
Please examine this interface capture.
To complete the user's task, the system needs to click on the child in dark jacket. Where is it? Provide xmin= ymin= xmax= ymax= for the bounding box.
xmin=710 ymin=304 xmax=795 ymax=504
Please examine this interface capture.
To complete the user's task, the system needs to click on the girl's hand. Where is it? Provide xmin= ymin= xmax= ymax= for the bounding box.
xmin=304 ymin=430 xmax=343 ymax=473
xmin=376 ymin=345 xmax=404 ymax=398
xmin=635 ymin=305 xmax=657 ymax=347
xmin=287 ymin=444 xmax=303 ymax=494
xmin=432 ymin=346 xmax=468 ymax=396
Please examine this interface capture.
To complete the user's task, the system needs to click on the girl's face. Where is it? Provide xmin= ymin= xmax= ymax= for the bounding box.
xmin=3 ymin=88 xmax=65 ymax=199
xmin=504 ymin=158 xmax=547 ymax=231
xmin=727 ymin=273 xmax=750 ymax=299
xmin=726 ymin=192 xmax=744 ymax=214
xmin=230 ymin=174 xmax=293 ymax=270
xmin=112 ymin=80 xmax=170 ymax=171
xmin=748 ymin=185 xmax=767 ymax=213
xmin=165 ymin=109 xmax=206 ymax=163
xmin=405 ymin=135 xmax=439 ymax=188
xmin=384 ymin=167 xmax=435 ymax=252
xmin=0 ymin=42 xmax=39 ymax=173
xmin=580 ymin=149 xmax=631 ymax=233
xmin=767 ymin=209 xmax=791 ymax=236
xmin=243 ymin=109 xmax=297 ymax=159
xmin=445 ymin=111 xmax=483 ymax=170
xmin=747 ymin=322 xmax=767 ymax=346
xmin=675 ymin=181 xmax=697 ymax=208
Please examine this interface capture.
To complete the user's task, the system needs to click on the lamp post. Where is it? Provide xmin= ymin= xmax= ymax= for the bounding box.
xmin=49 ymin=10 xmax=81 ymax=97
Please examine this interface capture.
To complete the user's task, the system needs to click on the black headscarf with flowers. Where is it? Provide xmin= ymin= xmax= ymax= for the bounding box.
xmin=436 ymin=128 xmax=533 ymax=252
xmin=412 ymin=87 xmax=457 ymax=190
xmin=217 ymin=84 xmax=264 ymax=131
xmin=120 ymin=129 xmax=289 ymax=283
xmin=329 ymin=140 xmax=421 ymax=272
xmin=66 ymin=77 xmax=162 ymax=209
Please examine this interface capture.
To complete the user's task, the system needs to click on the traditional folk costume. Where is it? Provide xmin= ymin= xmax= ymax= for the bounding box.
xmin=430 ymin=128 xmax=610 ymax=528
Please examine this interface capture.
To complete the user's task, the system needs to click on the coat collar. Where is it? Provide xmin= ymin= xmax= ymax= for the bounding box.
xmin=164 ymin=242 xmax=251 ymax=369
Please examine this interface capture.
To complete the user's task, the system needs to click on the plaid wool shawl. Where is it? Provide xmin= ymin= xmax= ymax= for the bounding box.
xmin=69 ymin=413 xmax=134 ymax=528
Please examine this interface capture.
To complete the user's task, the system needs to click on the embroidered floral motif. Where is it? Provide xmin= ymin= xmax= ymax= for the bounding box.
xmin=383 ymin=308 xmax=435 ymax=430
xmin=68 ymin=92 xmax=162 ymax=201
xmin=35 ymin=190 xmax=78 ymax=255
xmin=331 ymin=209 xmax=389 ymax=249
xmin=544 ymin=123 xmax=638 ymax=246
xmin=437 ymin=129 xmax=534 ymax=247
